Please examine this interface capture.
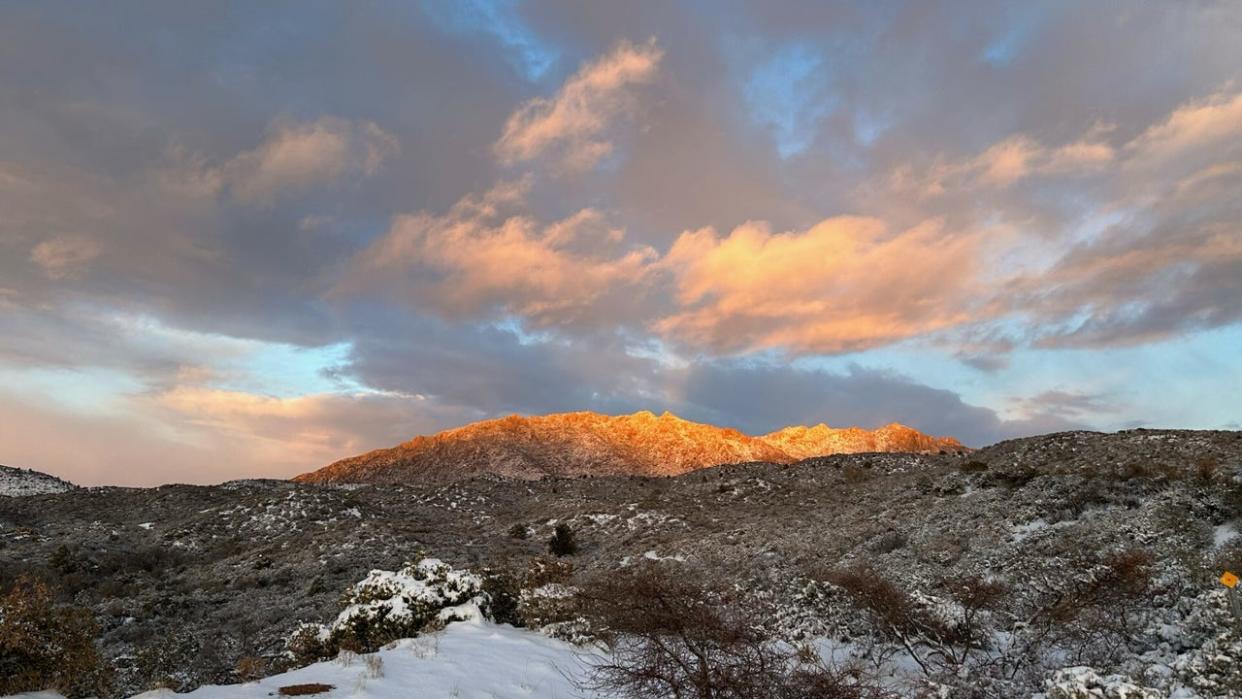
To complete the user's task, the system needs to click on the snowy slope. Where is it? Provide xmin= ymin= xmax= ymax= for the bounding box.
xmin=0 ymin=465 xmax=75 ymax=496
xmin=145 ymin=620 xmax=596 ymax=699
xmin=7 ymin=620 xmax=597 ymax=699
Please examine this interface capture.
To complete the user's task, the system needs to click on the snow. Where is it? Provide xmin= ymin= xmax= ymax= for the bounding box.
xmin=206 ymin=622 xmax=594 ymax=699
xmin=1010 ymin=518 xmax=1050 ymax=543
xmin=1212 ymin=521 xmax=1238 ymax=548
xmin=10 ymin=620 xmax=598 ymax=699
xmin=619 ymin=550 xmax=687 ymax=566
xmin=1043 ymin=665 xmax=1162 ymax=699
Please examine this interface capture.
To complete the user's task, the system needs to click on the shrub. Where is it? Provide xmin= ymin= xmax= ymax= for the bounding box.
xmin=959 ymin=460 xmax=989 ymax=473
xmin=481 ymin=567 xmax=523 ymax=627
xmin=868 ymin=531 xmax=907 ymax=554
xmin=828 ymin=567 xmax=1005 ymax=676
xmin=235 ymin=655 xmax=267 ymax=681
xmin=508 ymin=523 xmax=529 ymax=540
xmin=132 ymin=628 xmax=224 ymax=692
xmin=1194 ymin=456 xmax=1220 ymax=483
xmin=989 ymin=464 xmax=1038 ymax=488
xmin=1008 ymin=547 xmax=1157 ymax=679
xmin=524 ymin=556 xmax=575 ymax=587
xmin=0 ymin=576 xmax=114 ymax=698
xmin=548 ymin=522 xmax=578 ymax=557
xmin=49 ymin=544 xmax=78 ymax=575
xmin=287 ymin=558 xmax=485 ymax=664
xmin=578 ymin=564 xmax=891 ymax=699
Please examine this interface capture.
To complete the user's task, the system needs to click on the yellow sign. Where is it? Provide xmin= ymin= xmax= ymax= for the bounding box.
xmin=1223 ymin=571 xmax=1240 ymax=589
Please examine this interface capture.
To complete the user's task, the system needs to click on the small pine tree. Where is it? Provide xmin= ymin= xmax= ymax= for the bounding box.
xmin=548 ymin=523 xmax=578 ymax=557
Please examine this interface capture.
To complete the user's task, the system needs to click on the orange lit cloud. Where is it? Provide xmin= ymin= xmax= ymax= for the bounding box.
xmin=901 ymin=130 xmax=1116 ymax=196
xmin=142 ymin=385 xmax=474 ymax=480
xmin=345 ymin=180 xmax=658 ymax=326
xmin=655 ymin=217 xmax=981 ymax=354
xmin=166 ymin=116 xmax=399 ymax=204
xmin=496 ymin=39 xmax=663 ymax=170
xmin=1125 ymin=89 xmax=1242 ymax=168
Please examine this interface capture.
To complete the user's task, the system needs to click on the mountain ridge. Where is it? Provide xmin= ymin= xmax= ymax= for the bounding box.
xmin=0 ymin=463 xmax=78 ymax=497
xmin=294 ymin=410 xmax=966 ymax=484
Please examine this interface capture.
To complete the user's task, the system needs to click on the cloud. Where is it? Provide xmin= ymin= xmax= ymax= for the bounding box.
xmin=1126 ymin=89 xmax=1242 ymax=169
xmin=0 ymin=385 xmax=475 ymax=486
xmin=336 ymin=307 xmax=665 ymax=417
xmin=1010 ymin=390 xmax=1115 ymax=419
xmin=342 ymin=180 xmax=658 ymax=328
xmin=655 ymin=217 xmax=982 ymax=354
xmin=147 ymin=385 xmax=472 ymax=471
xmin=675 ymin=361 xmax=1088 ymax=447
xmin=173 ymin=117 xmax=399 ymax=204
xmin=495 ymin=39 xmax=663 ymax=170
xmin=903 ymin=130 xmax=1116 ymax=195
xmin=1012 ymin=215 xmax=1242 ymax=348
xmin=30 ymin=235 xmax=102 ymax=279
xmin=875 ymin=88 xmax=1242 ymax=351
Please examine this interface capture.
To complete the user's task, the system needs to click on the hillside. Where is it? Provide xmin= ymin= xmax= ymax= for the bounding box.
xmin=294 ymin=410 xmax=965 ymax=484
xmin=3 ymin=429 xmax=1241 ymax=697
xmin=0 ymin=464 xmax=76 ymax=497
xmin=761 ymin=421 xmax=963 ymax=459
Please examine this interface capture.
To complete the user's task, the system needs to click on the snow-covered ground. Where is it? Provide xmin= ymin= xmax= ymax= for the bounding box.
xmin=8 ymin=620 xmax=598 ymax=699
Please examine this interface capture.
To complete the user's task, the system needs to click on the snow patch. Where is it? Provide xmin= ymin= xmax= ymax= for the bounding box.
xmin=124 ymin=621 xmax=598 ymax=698
xmin=1213 ymin=521 xmax=1238 ymax=548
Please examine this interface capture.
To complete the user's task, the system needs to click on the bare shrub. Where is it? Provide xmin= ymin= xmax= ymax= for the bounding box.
xmin=1194 ymin=456 xmax=1220 ymax=483
xmin=999 ymin=547 xmax=1157 ymax=684
xmin=524 ymin=556 xmax=575 ymax=587
xmin=828 ymin=549 xmax=1155 ymax=689
xmin=0 ymin=576 xmax=114 ymax=698
xmin=235 ymin=655 xmax=267 ymax=681
xmin=828 ymin=567 xmax=1005 ymax=677
xmin=578 ymin=564 xmax=891 ymax=699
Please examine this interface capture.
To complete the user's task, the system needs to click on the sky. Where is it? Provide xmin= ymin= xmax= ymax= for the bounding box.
xmin=1 ymin=1 xmax=1240 ymax=486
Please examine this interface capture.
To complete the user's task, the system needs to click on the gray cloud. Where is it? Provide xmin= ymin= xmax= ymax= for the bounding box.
xmin=675 ymin=361 xmax=1086 ymax=447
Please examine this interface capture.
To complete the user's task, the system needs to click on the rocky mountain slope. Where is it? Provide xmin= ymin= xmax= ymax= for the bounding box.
xmin=4 ymin=429 xmax=1241 ymax=697
xmin=294 ymin=410 xmax=965 ymax=484
xmin=0 ymin=464 xmax=76 ymax=496
xmin=761 ymin=421 xmax=963 ymax=459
